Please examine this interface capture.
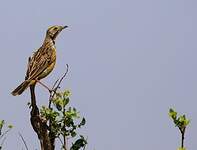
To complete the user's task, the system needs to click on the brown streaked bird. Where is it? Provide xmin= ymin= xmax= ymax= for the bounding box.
xmin=11 ymin=25 xmax=68 ymax=96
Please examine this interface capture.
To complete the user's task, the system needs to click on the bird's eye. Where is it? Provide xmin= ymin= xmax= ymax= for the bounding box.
xmin=54 ymin=27 xmax=58 ymax=30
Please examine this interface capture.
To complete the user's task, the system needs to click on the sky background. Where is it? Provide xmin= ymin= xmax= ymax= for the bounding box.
xmin=0 ymin=0 xmax=197 ymax=149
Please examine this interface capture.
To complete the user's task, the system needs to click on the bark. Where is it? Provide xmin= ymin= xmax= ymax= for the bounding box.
xmin=29 ymin=85 xmax=54 ymax=150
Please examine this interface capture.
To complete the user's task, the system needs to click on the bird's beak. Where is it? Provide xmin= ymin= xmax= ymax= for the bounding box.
xmin=62 ymin=26 xmax=68 ymax=30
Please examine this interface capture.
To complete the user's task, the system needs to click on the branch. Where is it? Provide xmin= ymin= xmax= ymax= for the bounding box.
xmin=0 ymin=128 xmax=11 ymax=140
xmin=18 ymin=132 xmax=29 ymax=150
xmin=0 ymin=137 xmax=6 ymax=149
xmin=48 ymin=64 xmax=69 ymax=108
xmin=58 ymin=137 xmax=64 ymax=147
xmin=29 ymin=64 xmax=69 ymax=150
xmin=30 ymin=85 xmax=52 ymax=150
xmin=63 ymin=107 xmax=67 ymax=150
xmin=58 ymin=136 xmax=67 ymax=150
xmin=48 ymin=64 xmax=69 ymax=150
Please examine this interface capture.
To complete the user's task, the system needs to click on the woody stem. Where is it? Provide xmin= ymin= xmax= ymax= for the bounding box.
xmin=36 ymin=80 xmax=51 ymax=92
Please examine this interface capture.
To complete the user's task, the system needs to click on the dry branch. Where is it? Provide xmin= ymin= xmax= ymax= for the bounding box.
xmin=29 ymin=65 xmax=69 ymax=150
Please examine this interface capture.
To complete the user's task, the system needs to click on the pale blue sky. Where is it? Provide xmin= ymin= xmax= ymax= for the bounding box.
xmin=0 ymin=0 xmax=197 ymax=149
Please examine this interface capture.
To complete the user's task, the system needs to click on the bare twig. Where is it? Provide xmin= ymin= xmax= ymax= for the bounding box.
xmin=56 ymin=64 xmax=69 ymax=90
xmin=58 ymin=136 xmax=67 ymax=150
xmin=48 ymin=79 xmax=59 ymax=109
xmin=36 ymin=80 xmax=52 ymax=92
xmin=0 ymin=137 xmax=6 ymax=149
xmin=0 ymin=128 xmax=11 ymax=140
xmin=179 ymin=127 xmax=186 ymax=148
xmin=48 ymin=64 xmax=69 ymax=108
xmin=63 ymin=107 xmax=67 ymax=150
xmin=58 ymin=137 xmax=64 ymax=146
xmin=52 ymin=79 xmax=59 ymax=90
xmin=63 ymin=136 xmax=67 ymax=150
xmin=18 ymin=132 xmax=29 ymax=150
xmin=83 ymin=145 xmax=86 ymax=150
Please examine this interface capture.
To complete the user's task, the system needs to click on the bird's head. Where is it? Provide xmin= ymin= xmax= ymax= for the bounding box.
xmin=46 ymin=25 xmax=68 ymax=40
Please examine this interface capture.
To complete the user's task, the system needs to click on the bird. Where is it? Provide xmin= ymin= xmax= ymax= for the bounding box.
xmin=11 ymin=25 xmax=68 ymax=96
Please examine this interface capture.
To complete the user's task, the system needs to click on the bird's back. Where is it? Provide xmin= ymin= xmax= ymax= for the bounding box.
xmin=25 ymin=39 xmax=56 ymax=81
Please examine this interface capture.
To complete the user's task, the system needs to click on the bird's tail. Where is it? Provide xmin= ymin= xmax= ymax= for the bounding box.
xmin=11 ymin=80 xmax=31 ymax=96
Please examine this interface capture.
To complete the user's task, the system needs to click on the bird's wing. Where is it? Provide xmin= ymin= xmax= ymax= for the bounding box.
xmin=26 ymin=45 xmax=53 ymax=80
xmin=25 ymin=56 xmax=31 ymax=80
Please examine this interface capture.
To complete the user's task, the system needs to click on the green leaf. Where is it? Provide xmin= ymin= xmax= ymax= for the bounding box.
xmin=53 ymin=97 xmax=64 ymax=110
xmin=56 ymin=103 xmax=62 ymax=111
xmin=40 ymin=106 xmax=59 ymax=120
xmin=63 ymin=97 xmax=69 ymax=107
xmin=73 ymin=107 xmax=77 ymax=112
xmin=71 ymin=131 xmax=77 ymax=137
xmin=56 ymin=92 xmax=62 ymax=98
xmin=0 ymin=120 xmax=5 ymax=130
xmin=70 ymin=135 xmax=87 ymax=150
xmin=179 ymin=115 xmax=185 ymax=123
xmin=8 ymin=125 xmax=13 ymax=129
xmin=65 ymin=108 xmax=79 ymax=119
xmin=63 ymin=90 xmax=71 ymax=97
xmin=79 ymin=118 xmax=86 ymax=127
xmin=169 ymin=108 xmax=177 ymax=119
xmin=185 ymin=119 xmax=190 ymax=126
xmin=65 ymin=117 xmax=74 ymax=127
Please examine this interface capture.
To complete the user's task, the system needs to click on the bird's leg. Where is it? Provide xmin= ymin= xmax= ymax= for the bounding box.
xmin=35 ymin=80 xmax=52 ymax=93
